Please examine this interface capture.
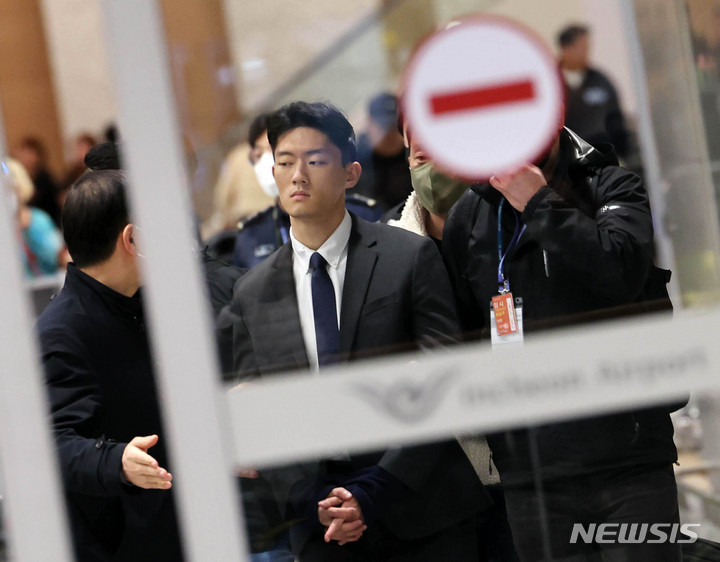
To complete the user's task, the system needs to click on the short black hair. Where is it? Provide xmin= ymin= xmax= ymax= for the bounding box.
xmin=84 ymin=142 xmax=122 ymax=171
xmin=557 ymin=24 xmax=589 ymax=48
xmin=248 ymin=113 xmax=272 ymax=148
xmin=62 ymin=170 xmax=129 ymax=268
xmin=267 ymin=101 xmax=357 ymax=165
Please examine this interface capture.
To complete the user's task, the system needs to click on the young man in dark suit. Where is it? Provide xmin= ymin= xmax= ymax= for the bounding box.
xmin=229 ymin=102 xmax=489 ymax=561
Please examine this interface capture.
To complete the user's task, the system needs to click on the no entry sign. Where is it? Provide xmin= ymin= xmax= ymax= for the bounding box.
xmin=401 ymin=16 xmax=565 ymax=180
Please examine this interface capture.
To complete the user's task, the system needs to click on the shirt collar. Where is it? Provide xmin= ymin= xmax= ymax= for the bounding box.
xmin=290 ymin=211 xmax=351 ymax=272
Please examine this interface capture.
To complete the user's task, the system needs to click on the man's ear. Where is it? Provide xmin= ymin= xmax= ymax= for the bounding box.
xmin=121 ymin=224 xmax=136 ymax=255
xmin=344 ymin=161 xmax=362 ymax=190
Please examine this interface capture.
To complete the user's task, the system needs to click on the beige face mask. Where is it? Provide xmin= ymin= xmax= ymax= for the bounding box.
xmin=410 ymin=162 xmax=471 ymax=214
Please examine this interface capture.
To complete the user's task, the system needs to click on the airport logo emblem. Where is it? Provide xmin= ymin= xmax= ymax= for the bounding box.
xmin=350 ymin=370 xmax=458 ymax=424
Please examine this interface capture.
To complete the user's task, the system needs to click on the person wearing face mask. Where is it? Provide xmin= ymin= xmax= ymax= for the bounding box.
xmin=203 ymin=115 xmax=277 ymax=239
xmin=383 ymin=125 xmax=520 ymax=562
xmin=234 ymin=114 xmax=384 ymax=269
xmin=384 ymin=124 xmax=470 ymax=248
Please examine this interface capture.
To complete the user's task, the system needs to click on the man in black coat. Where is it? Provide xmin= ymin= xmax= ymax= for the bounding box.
xmin=443 ymin=127 xmax=681 ymax=561
xmin=37 ymin=170 xmax=183 ymax=561
xmin=558 ymin=24 xmax=631 ymax=160
xmin=83 ymin=140 xmax=244 ymax=378
xmin=228 ymin=101 xmax=489 ymax=561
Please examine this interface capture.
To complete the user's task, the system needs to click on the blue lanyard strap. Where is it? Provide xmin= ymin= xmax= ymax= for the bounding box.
xmin=497 ymin=198 xmax=526 ymax=293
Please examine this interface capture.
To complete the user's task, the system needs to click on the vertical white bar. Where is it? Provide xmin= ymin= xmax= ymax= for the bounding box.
xmin=98 ymin=2 xmax=247 ymax=560
xmin=0 ymin=104 xmax=73 ymax=560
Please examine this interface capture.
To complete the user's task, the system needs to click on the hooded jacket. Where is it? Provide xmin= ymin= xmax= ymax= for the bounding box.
xmin=442 ymin=128 xmax=678 ymax=484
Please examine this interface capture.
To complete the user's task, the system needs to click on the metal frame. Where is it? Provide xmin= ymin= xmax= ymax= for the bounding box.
xmin=99 ymin=0 xmax=720 ymax=557
xmin=99 ymin=1 xmax=247 ymax=560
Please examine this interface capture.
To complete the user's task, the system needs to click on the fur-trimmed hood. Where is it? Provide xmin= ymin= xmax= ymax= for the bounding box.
xmin=386 ymin=191 xmax=428 ymax=237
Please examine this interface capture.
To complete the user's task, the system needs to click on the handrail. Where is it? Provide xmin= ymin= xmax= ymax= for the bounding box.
xmin=248 ymin=0 xmax=410 ymax=115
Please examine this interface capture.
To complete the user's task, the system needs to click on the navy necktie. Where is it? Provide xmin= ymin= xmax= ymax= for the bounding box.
xmin=310 ymin=252 xmax=339 ymax=367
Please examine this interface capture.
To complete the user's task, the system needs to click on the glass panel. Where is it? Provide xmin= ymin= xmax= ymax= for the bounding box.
xmin=167 ymin=0 xmax=720 ymax=558
xmin=8 ymin=0 xmax=720 ymax=559
xmin=634 ymin=0 xmax=720 ymax=305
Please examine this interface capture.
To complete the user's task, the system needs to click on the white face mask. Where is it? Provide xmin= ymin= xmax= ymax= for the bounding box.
xmin=253 ymin=151 xmax=278 ymax=198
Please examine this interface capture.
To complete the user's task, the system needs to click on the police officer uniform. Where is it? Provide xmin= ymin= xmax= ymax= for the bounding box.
xmin=233 ymin=193 xmax=383 ymax=269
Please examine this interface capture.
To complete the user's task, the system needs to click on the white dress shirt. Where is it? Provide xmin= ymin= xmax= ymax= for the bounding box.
xmin=290 ymin=211 xmax=351 ymax=371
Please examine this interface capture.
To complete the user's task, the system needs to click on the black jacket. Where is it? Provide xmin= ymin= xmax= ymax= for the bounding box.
xmin=37 ymin=265 xmax=183 ymax=561
xmin=443 ymin=128 xmax=678 ymax=484
xmin=201 ymin=249 xmax=245 ymax=377
xmin=232 ymin=194 xmax=384 ymax=270
xmin=228 ymin=216 xmax=490 ymax=556
xmin=564 ymin=67 xmax=630 ymax=158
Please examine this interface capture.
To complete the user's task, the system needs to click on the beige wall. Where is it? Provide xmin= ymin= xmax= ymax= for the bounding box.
xmin=580 ymin=0 xmax=638 ymax=115
xmin=39 ymin=0 xmax=116 ymax=155
xmin=0 ymin=0 xmax=64 ymax=175
xmin=35 ymin=0 xmax=640 ymax=143
xmin=484 ymin=0 xmax=638 ymax=115
xmin=686 ymin=0 xmax=720 ymax=48
xmin=160 ymin=0 xmax=239 ymax=146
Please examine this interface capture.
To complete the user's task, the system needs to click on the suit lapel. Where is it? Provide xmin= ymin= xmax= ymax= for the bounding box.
xmin=265 ymin=244 xmax=310 ymax=370
xmin=339 ymin=218 xmax=378 ymax=355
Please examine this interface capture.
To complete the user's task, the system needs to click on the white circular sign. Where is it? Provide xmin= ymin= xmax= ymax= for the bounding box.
xmin=401 ymin=16 xmax=565 ymax=180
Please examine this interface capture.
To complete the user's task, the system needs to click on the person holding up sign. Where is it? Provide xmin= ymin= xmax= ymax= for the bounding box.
xmin=442 ymin=125 xmax=681 ymax=561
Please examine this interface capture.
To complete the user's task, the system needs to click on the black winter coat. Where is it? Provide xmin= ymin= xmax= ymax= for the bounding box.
xmin=564 ymin=67 xmax=630 ymax=158
xmin=37 ymin=265 xmax=183 ymax=561
xmin=443 ymin=128 xmax=678 ymax=484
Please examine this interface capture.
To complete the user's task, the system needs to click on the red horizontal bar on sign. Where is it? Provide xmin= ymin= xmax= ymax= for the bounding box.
xmin=430 ymin=79 xmax=535 ymax=116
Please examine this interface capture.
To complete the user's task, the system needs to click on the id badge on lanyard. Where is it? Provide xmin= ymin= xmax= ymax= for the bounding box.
xmin=490 ymin=198 xmax=526 ymax=348
xmin=490 ymin=295 xmax=524 ymax=346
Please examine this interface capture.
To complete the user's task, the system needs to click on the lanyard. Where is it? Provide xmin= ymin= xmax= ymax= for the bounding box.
xmin=497 ymin=198 xmax=526 ymax=293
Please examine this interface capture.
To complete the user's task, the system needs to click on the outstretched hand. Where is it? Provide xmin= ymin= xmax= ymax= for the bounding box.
xmin=121 ymin=434 xmax=173 ymax=490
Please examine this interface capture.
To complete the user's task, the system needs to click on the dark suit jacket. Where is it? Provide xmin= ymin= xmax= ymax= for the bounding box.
xmin=229 ymin=215 xmax=490 ymax=550
xmin=37 ymin=265 xmax=183 ymax=561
